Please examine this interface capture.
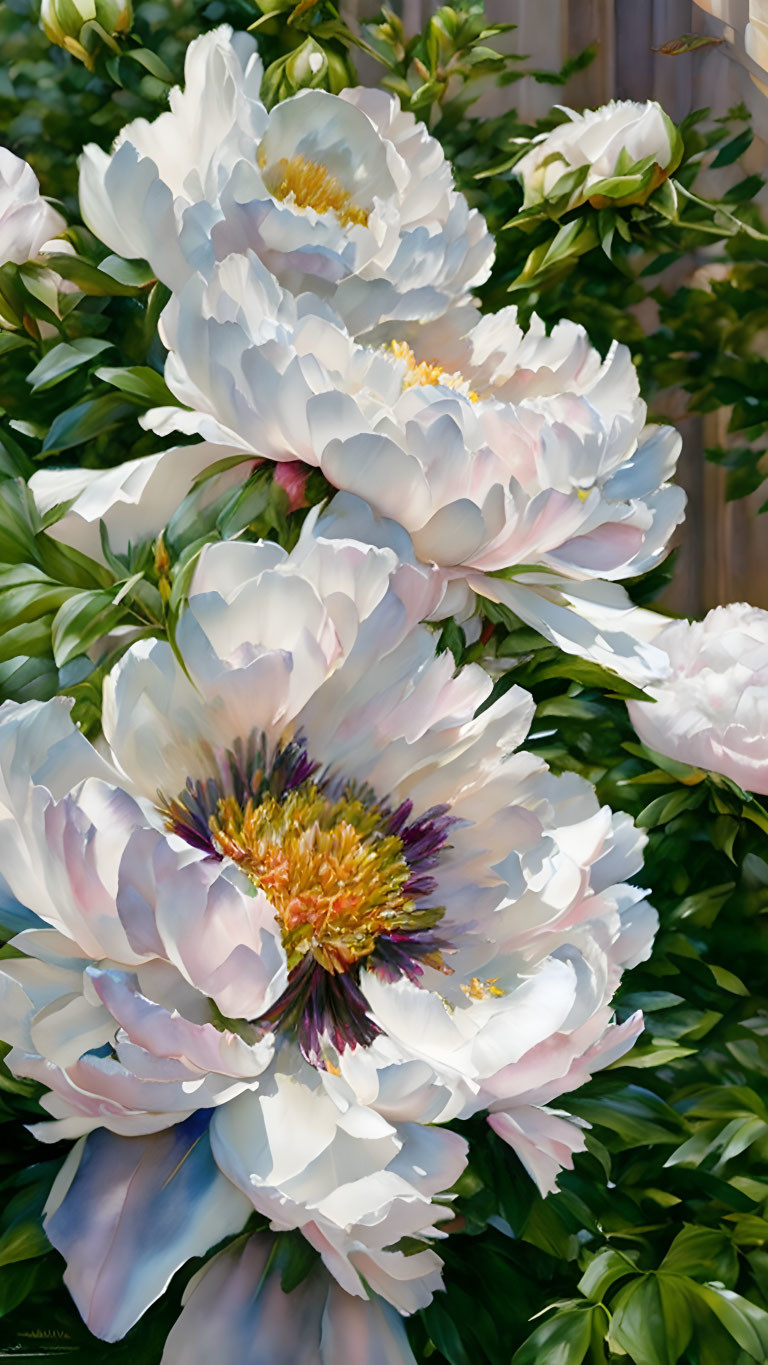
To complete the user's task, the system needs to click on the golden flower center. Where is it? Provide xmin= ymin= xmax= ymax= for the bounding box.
xmin=460 ymin=976 xmax=504 ymax=1001
xmin=210 ymin=785 xmax=428 ymax=975
xmin=261 ymin=154 xmax=369 ymax=229
xmin=390 ymin=340 xmax=478 ymax=401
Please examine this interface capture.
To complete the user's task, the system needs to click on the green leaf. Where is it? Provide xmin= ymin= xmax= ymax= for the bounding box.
xmin=578 ymin=1248 xmax=638 ymax=1302
xmin=511 ymin=1303 xmax=599 ymax=1364
xmin=0 ymin=1258 xmax=45 ymax=1319
xmin=661 ymin=1226 xmax=739 ymax=1287
xmin=26 ymin=338 xmax=113 ymax=392
xmin=423 ymin=1299 xmax=473 ymax=1365
xmin=276 ymin=1233 xmax=318 ymax=1294
xmin=707 ymin=963 xmax=749 ymax=996
xmin=0 ymin=616 xmax=55 ymax=665
xmin=94 ymin=364 xmax=180 ymax=407
xmin=651 ymin=177 xmax=680 ymax=221
xmin=0 ymin=1172 xmax=58 ymax=1270
xmin=636 ymin=787 xmax=706 ymax=828
xmin=0 ymin=1222 xmax=49 ymax=1270
xmin=622 ymin=740 xmax=706 ymax=782
xmin=50 ymin=588 xmax=130 ymax=667
xmin=711 ymin=127 xmax=754 ymax=168
xmin=609 ymin=1274 xmax=693 ymax=1365
xmin=654 ymin=33 xmax=725 ymax=54
xmin=97 ymin=254 xmax=156 ymax=288
xmin=42 ymin=393 xmax=142 ymax=454
xmin=528 ymin=655 xmax=652 ymax=700
xmin=666 ymin=1116 xmax=768 ymax=1170
xmin=436 ymin=617 xmax=465 ymax=666
xmin=571 ymin=1085 xmax=686 ymax=1145
xmin=124 ymin=46 xmax=176 ymax=82
xmin=688 ymin=1283 xmax=768 ymax=1358
xmin=39 ymin=253 xmax=150 ymax=297
xmin=0 ymin=565 xmax=77 ymax=627
xmin=610 ymin=1038 xmax=696 ymax=1068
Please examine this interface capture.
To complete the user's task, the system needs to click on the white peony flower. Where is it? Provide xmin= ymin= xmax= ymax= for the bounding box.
xmin=0 ymin=516 xmax=654 ymax=1343
xmin=144 ymin=250 xmax=684 ymax=682
xmin=514 ymin=100 xmax=682 ymax=212
xmin=0 ymin=146 xmax=65 ymax=267
xmin=78 ymin=26 xmax=493 ymax=337
xmin=627 ymin=602 xmax=768 ymax=794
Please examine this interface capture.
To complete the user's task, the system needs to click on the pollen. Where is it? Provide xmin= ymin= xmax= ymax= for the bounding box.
xmin=261 ymin=154 xmax=369 ymax=229
xmin=390 ymin=340 xmax=478 ymax=401
xmin=460 ymin=976 xmax=504 ymax=1001
xmin=210 ymin=785 xmax=443 ymax=975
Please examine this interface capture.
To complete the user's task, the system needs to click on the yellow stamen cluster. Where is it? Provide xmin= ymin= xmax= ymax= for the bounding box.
xmin=460 ymin=976 xmax=504 ymax=1002
xmin=262 ymin=154 xmax=369 ymax=229
xmin=390 ymin=340 xmax=478 ymax=401
xmin=210 ymin=785 xmax=443 ymax=975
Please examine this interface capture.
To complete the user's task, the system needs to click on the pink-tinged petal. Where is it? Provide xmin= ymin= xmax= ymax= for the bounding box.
xmin=16 ymin=1047 xmax=245 ymax=1140
xmin=87 ymin=968 xmax=274 ymax=1079
xmin=116 ymin=828 xmax=288 ymax=1020
xmin=273 ymin=460 xmax=310 ymax=511
xmin=552 ymin=520 xmax=645 ymax=573
xmin=410 ymin=499 xmax=487 ymax=567
xmin=160 ymin=1231 xmax=419 ymax=1365
xmin=321 ymin=1280 xmax=417 ymax=1364
xmin=161 ymin=1235 xmax=328 ymax=1365
xmin=484 ymin=1011 xmax=645 ymax=1111
xmin=346 ymin=1247 xmax=445 ymax=1314
xmin=41 ymin=780 xmax=149 ymax=964
xmin=44 ymin=1114 xmax=251 ymax=1342
xmin=320 ymin=433 xmax=433 ymax=528
xmin=488 ymin=1105 xmax=587 ymax=1196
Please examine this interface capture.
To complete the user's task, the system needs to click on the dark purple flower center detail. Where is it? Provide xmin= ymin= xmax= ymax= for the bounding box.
xmin=161 ymin=737 xmax=456 ymax=1068
xmin=160 ymin=731 xmax=318 ymax=857
xmin=265 ymin=800 xmax=457 ymax=1066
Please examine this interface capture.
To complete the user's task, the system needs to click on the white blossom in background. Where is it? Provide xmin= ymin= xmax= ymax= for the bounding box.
xmin=0 ymin=146 xmax=65 ymax=267
xmin=0 ymin=515 xmax=654 ymax=1343
xmin=78 ymin=26 xmax=493 ymax=337
xmin=627 ymin=602 xmax=768 ymax=794
xmin=144 ymin=249 xmax=684 ymax=683
xmin=514 ymin=100 xmax=682 ymax=211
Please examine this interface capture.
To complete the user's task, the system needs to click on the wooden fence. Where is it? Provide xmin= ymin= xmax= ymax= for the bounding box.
xmin=347 ymin=0 xmax=768 ymax=616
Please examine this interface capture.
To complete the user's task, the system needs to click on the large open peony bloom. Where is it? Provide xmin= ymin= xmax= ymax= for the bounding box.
xmin=0 ymin=515 xmax=655 ymax=1346
xmin=514 ymin=100 xmax=683 ymax=212
xmin=78 ymin=26 xmax=493 ymax=337
xmin=143 ymin=249 xmax=683 ymax=681
xmin=0 ymin=145 xmax=65 ymax=268
xmin=627 ymin=602 xmax=768 ymax=795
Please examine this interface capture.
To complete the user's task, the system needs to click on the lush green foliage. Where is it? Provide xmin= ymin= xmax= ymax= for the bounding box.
xmin=1 ymin=2 xmax=768 ymax=1361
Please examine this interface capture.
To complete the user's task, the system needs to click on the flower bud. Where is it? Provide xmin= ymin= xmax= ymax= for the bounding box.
xmin=40 ymin=0 xmax=133 ymax=70
xmin=515 ymin=100 xmax=683 ymax=214
xmin=261 ymin=38 xmax=354 ymax=108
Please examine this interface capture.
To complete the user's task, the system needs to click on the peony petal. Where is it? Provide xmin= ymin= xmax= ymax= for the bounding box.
xmin=161 ymin=1235 xmax=327 ymax=1365
xmin=44 ymin=1113 xmax=251 ymax=1342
